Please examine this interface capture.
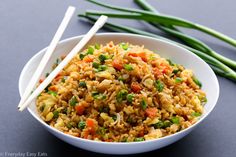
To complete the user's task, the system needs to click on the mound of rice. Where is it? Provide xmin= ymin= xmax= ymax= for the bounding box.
xmin=36 ymin=41 xmax=206 ymax=142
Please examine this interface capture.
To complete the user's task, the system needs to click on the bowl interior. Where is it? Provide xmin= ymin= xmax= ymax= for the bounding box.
xmin=18 ymin=33 xmax=219 ymax=149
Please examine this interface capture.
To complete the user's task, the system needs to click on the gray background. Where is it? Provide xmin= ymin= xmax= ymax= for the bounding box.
xmin=0 ymin=0 xmax=236 ymax=156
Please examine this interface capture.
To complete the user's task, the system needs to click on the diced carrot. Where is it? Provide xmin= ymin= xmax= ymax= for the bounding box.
xmin=49 ymin=85 xmax=57 ymax=91
xmin=75 ymin=105 xmax=85 ymax=115
xmin=128 ymin=52 xmax=138 ymax=57
xmin=112 ymin=59 xmax=123 ymax=70
xmin=138 ymin=52 xmax=148 ymax=62
xmin=83 ymin=55 xmax=94 ymax=63
xmin=86 ymin=118 xmax=95 ymax=128
xmin=153 ymin=67 xmax=162 ymax=77
xmin=145 ymin=107 xmax=158 ymax=118
xmin=39 ymin=78 xmax=44 ymax=84
xmin=131 ymin=82 xmax=142 ymax=93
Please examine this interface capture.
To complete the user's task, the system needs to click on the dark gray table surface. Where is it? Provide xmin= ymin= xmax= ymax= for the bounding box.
xmin=0 ymin=0 xmax=236 ymax=156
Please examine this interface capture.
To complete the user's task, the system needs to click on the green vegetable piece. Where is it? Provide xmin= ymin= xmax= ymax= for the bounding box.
xmin=121 ymin=137 xmax=128 ymax=142
xmin=95 ymin=65 xmax=107 ymax=72
xmin=116 ymin=89 xmax=128 ymax=103
xmin=53 ymin=110 xmax=59 ymax=119
xmin=175 ymin=77 xmax=183 ymax=83
xmin=172 ymin=69 xmax=180 ymax=74
xmin=141 ymin=99 xmax=147 ymax=110
xmin=78 ymin=121 xmax=86 ymax=130
xmin=167 ymin=59 xmax=175 ymax=66
xmin=98 ymin=127 xmax=107 ymax=135
xmin=99 ymin=54 xmax=109 ymax=63
xmin=112 ymin=115 xmax=117 ymax=121
xmin=118 ymin=77 xmax=125 ymax=82
xmin=39 ymin=104 xmax=45 ymax=112
xmin=192 ymin=112 xmax=202 ymax=117
xmin=124 ymin=64 xmax=133 ymax=71
xmin=95 ymin=43 xmax=100 ymax=50
xmin=79 ymin=81 xmax=87 ymax=88
xmin=192 ymin=76 xmax=202 ymax=88
xmin=154 ymin=120 xmax=172 ymax=129
xmin=201 ymin=97 xmax=207 ymax=103
xmin=67 ymin=122 xmax=73 ymax=129
xmin=48 ymin=91 xmax=57 ymax=96
xmin=171 ymin=117 xmax=180 ymax=124
xmin=127 ymin=94 xmax=134 ymax=103
xmin=87 ymin=46 xmax=94 ymax=54
xmin=93 ymin=92 xmax=106 ymax=100
xmin=134 ymin=137 xmax=145 ymax=142
xmin=69 ymin=96 xmax=77 ymax=106
xmin=155 ymin=80 xmax=164 ymax=92
xmin=79 ymin=53 xmax=86 ymax=60
xmin=120 ymin=43 xmax=129 ymax=50
xmin=92 ymin=62 xmax=100 ymax=68
xmin=163 ymin=120 xmax=172 ymax=128
xmin=45 ymin=72 xmax=50 ymax=77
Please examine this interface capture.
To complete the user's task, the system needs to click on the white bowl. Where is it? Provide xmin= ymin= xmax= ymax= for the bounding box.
xmin=19 ymin=33 xmax=219 ymax=154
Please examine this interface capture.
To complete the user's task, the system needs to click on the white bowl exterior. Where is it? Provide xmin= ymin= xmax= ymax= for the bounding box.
xmin=19 ymin=33 xmax=219 ymax=154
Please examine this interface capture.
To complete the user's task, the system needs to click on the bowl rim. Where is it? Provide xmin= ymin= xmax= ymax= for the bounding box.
xmin=18 ymin=32 xmax=219 ymax=145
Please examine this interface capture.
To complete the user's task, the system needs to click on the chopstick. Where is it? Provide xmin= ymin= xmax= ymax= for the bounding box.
xmin=17 ymin=6 xmax=75 ymax=109
xmin=18 ymin=15 xmax=108 ymax=111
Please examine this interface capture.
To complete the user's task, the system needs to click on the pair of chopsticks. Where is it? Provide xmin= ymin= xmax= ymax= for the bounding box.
xmin=18 ymin=6 xmax=108 ymax=111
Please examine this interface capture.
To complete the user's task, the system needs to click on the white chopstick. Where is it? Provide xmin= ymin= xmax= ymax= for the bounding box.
xmin=19 ymin=15 xmax=108 ymax=111
xmin=17 ymin=6 xmax=75 ymax=109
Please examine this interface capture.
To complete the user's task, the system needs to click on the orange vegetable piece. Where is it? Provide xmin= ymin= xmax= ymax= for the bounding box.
xmin=145 ymin=108 xmax=158 ymax=118
xmin=112 ymin=59 xmax=123 ymax=70
xmin=131 ymin=82 xmax=142 ymax=93
xmin=75 ymin=105 xmax=85 ymax=115
xmin=83 ymin=55 xmax=94 ymax=63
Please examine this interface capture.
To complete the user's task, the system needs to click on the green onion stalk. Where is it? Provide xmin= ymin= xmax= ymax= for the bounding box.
xmin=78 ymin=14 xmax=236 ymax=81
xmin=85 ymin=0 xmax=236 ymax=49
xmin=133 ymin=0 xmax=236 ymax=69
xmin=85 ymin=0 xmax=236 ymax=69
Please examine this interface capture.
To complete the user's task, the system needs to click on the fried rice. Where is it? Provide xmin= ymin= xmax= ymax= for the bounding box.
xmin=36 ymin=41 xmax=207 ymax=142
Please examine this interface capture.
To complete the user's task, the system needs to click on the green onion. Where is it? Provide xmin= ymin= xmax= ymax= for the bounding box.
xmin=120 ymin=42 xmax=129 ymax=50
xmin=98 ymin=127 xmax=107 ymax=135
xmin=85 ymin=0 xmax=236 ymax=50
xmin=78 ymin=15 xmax=236 ymax=81
xmin=95 ymin=65 xmax=107 ymax=72
xmin=53 ymin=110 xmax=59 ymax=118
xmin=69 ymin=96 xmax=78 ymax=106
xmin=95 ymin=43 xmax=100 ymax=49
xmin=92 ymin=62 xmax=100 ymax=68
xmin=192 ymin=112 xmax=202 ymax=117
xmin=79 ymin=53 xmax=86 ymax=60
xmin=112 ymin=115 xmax=117 ymax=121
xmin=48 ymin=91 xmax=57 ymax=96
xmin=167 ymin=59 xmax=175 ymax=66
xmin=134 ymin=137 xmax=145 ymax=142
xmin=45 ymin=72 xmax=50 ymax=77
xmin=67 ymin=122 xmax=73 ymax=129
xmin=140 ymin=99 xmax=147 ymax=110
xmin=134 ymin=0 xmax=236 ymax=70
xmin=92 ymin=92 xmax=106 ymax=100
xmin=175 ymin=77 xmax=183 ymax=83
xmin=116 ymin=89 xmax=128 ymax=103
xmin=155 ymin=80 xmax=164 ymax=92
xmin=201 ymin=96 xmax=207 ymax=103
xmin=87 ymin=46 xmax=94 ymax=54
xmin=118 ymin=77 xmax=125 ymax=82
xmin=121 ymin=137 xmax=128 ymax=142
xmin=153 ymin=120 xmax=172 ymax=129
xmin=192 ymin=76 xmax=202 ymax=88
xmin=172 ymin=69 xmax=180 ymax=74
xmin=79 ymin=81 xmax=87 ymax=88
xmin=99 ymin=54 xmax=109 ymax=63
xmin=127 ymin=94 xmax=134 ymax=103
xmin=171 ymin=117 xmax=180 ymax=124
xmin=124 ymin=64 xmax=133 ymax=71
xmin=78 ymin=121 xmax=86 ymax=130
